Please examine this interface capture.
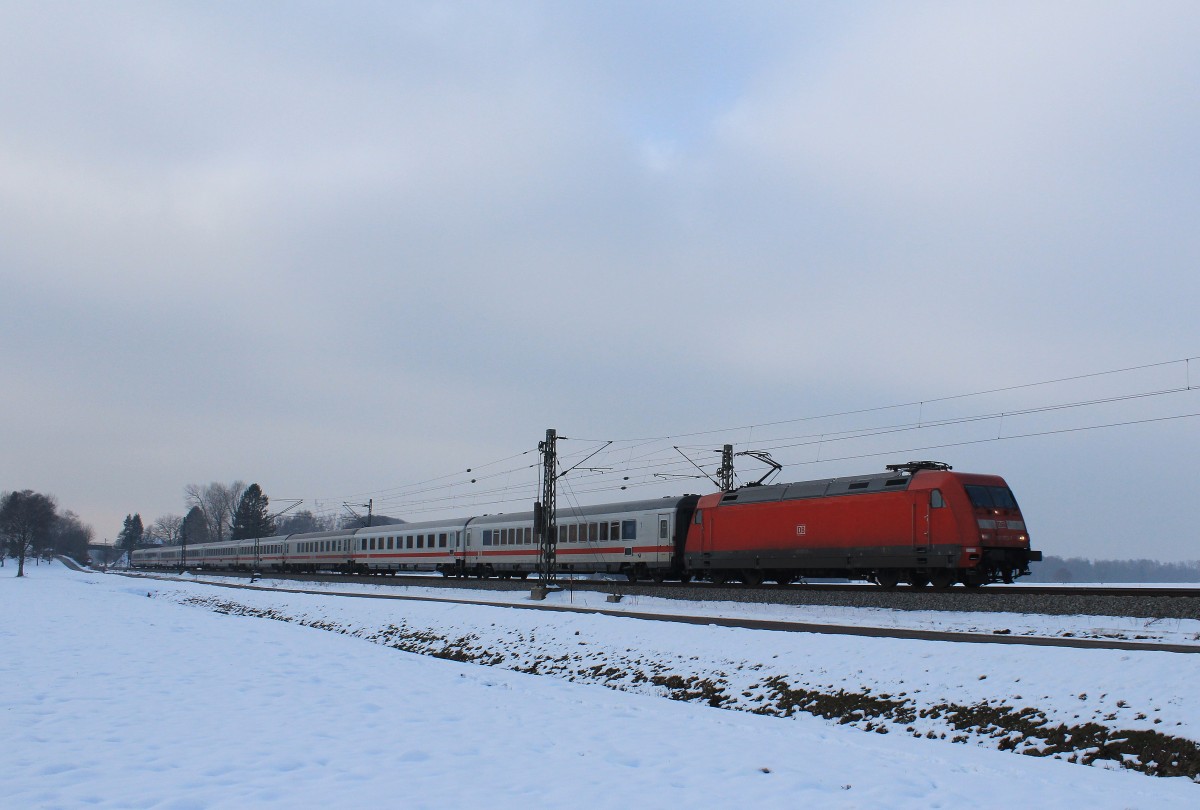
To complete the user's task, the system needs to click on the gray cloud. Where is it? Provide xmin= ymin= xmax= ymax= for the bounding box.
xmin=1 ymin=2 xmax=1197 ymax=559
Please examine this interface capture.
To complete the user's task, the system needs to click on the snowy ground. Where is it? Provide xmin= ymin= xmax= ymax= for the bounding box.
xmin=2 ymin=563 xmax=1198 ymax=808
xmin=136 ymin=568 xmax=1200 ymax=648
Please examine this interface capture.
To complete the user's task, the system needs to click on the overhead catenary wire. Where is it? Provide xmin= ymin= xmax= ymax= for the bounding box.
xmin=294 ymin=354 xmax=1198 ymax=522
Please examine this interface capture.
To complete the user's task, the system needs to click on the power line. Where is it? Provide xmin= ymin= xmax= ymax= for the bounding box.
xmin=292 ymin=354 xmax=1200 ymax=520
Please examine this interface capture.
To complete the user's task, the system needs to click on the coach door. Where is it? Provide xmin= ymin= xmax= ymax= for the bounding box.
xmin=657 ymin=513 xmax=672 ymax=562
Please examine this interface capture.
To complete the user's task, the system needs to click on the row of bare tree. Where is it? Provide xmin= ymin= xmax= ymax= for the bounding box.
xmin=1 ymin=489 xmax=95 ymax=576
xmin=143 ymin=482 xmax=351 ymax=547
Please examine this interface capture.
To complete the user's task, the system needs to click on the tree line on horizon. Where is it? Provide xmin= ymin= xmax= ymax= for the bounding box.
xmin=0 ymin=480 xmax=405 ymax=578
xmin=1026 ymin=555 xmax=1200 ymax=584
xmin=125 ymin=481 xmax=405 ymax=554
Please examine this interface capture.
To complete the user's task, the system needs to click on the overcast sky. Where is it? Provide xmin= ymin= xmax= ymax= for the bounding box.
xmin=2 ymin=1 xmax=1198 ymax=561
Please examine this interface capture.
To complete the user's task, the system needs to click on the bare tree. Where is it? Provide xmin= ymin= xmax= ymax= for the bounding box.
xmin=1 ymin=490 xmax=58 ymax=577
xmin=183 ymin=481 xmax=245 ymax=545
xmin=152 ymin=514 xmax=184 ymax=546
xmin=276 ymin=510 xmax=336 ymax=535
xmin=50 ymin=510 xmax=94 ymax=562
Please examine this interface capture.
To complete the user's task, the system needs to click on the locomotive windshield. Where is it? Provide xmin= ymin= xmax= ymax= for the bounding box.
xmin=964 ymin=485 xmax=1019 ymax=510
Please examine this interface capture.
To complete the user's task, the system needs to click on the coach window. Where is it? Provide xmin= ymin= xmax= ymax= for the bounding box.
xmin=622 ymin=520 xmax=637 ymax=540
xmin=660 ymin=518 xmax=669 ymax=540
xmin=482 ymin=531 xmax=491 ymax=546
xmin=600 ymin=522 xmax=609 ymax=542
xmin=568 ymin=524 xmax=578 ymax=543
xmin=931 ymin=489 xmax=945 ymax=509
xmin=589 ymin=523 xmax=599 ymax=542
xmin=440 ymin=533 xmax=448 ymax=548
xmin=524 ymin=527 xmax=531 ymax=544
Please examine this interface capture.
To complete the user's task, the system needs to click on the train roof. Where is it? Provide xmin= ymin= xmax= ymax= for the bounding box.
xmin=471 ymin=495 xmax=700 ymax=527
xmin=720 ymin=470 xmax=916 ymax=505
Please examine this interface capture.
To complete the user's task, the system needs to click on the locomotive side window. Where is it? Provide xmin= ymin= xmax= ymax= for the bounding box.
xmin=694 ymin=511 xmax=703 ymax=524
xmin=930 ymin=490 xmax=945 ymax=509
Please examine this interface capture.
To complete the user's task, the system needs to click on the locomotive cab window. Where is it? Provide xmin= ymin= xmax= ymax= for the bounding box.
xmin=965 ymin=485 xmax=1019 ymax=511
xmin=930 ymin=489 xmax=945 ymax=509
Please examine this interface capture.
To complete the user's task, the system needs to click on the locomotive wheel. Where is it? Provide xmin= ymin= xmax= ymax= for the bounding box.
xmin=929 ymin=570 xmax=956 ymax=590
xmin=741 ymin=569 xmax=764 ymax=587
xmin=875 ymin=571 xmax=899 ymax=590
xmin=907 ymin=575 xmax=930 ymax=589
xmin=710 ymin=572 xmax=729 ymax=585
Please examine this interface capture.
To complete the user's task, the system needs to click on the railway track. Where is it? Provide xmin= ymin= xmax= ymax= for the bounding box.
xmin=125 ymin=567 xmax=1200 ymax=620
xmin=115 ymin=568 xmax=1200 ymax=653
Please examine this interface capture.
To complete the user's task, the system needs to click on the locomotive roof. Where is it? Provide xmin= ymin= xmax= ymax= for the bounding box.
xmin=721 ymin=470 xmax=918 ymax=504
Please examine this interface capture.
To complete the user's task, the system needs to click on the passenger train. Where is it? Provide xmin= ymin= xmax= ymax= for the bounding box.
xmin=131 ymin=461 xmax=1041 ymax=588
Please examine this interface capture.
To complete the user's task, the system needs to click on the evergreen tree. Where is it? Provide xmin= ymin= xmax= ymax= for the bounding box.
xmin=180 ymin=506 xmax=210 ymax=546
xmin=116 ymin=513 xmax=144 ymax=562
xmin=231 ymin=484 xmax=275 ymax=540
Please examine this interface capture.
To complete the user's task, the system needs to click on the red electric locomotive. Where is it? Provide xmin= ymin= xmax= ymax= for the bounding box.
xmin=683 ymin=461 xmax=1039 ymax=588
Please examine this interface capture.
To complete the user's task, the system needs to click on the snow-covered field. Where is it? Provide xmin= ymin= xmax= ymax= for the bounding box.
xmin=2 ymin=562 xmax=1197 ymax=808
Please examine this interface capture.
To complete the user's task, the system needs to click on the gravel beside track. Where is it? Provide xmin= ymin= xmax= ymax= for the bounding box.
xmin=130 ymin=568 xmax=1200 ymax=620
